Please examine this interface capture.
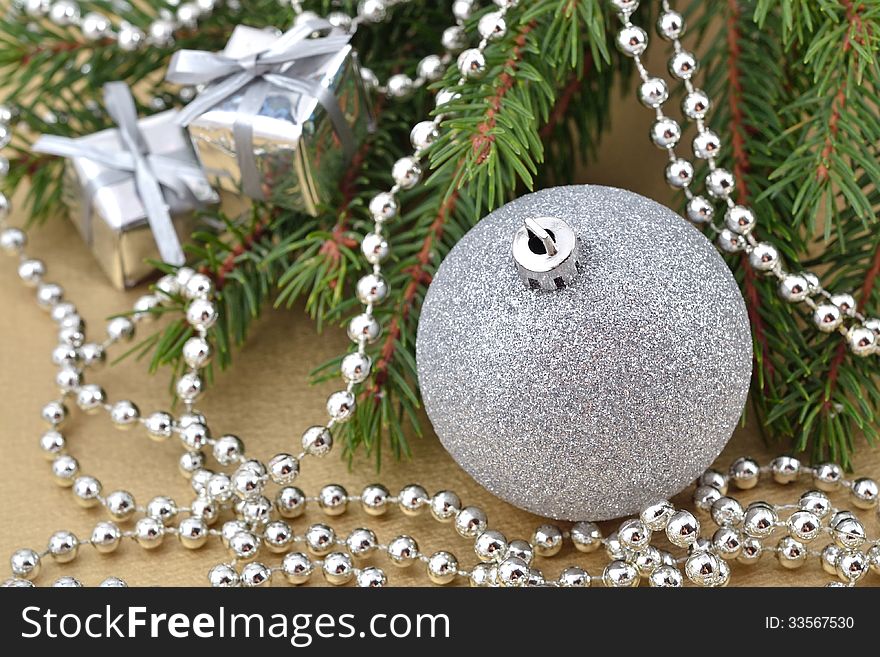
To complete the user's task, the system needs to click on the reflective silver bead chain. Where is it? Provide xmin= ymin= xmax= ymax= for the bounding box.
xmin=1 ymin=0 xmax=879 ymax=588
xmin=612 ymin=0 xmax=879 ymax=356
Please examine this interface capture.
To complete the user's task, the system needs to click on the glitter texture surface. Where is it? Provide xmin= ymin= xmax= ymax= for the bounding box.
xmin=416 ymin=186 xmax=753 ymax=521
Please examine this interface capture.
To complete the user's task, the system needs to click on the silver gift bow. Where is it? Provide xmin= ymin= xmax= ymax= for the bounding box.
xmin=32 ymin=82 xmax=212 ymax=266
xmin=166 ymin=20 xmax=356 ymax=201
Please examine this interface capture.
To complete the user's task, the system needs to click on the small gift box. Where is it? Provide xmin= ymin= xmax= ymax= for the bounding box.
xmin=166 ymin=19 xmax=372 ymax=214
xmin=32 ymin=83 xmax=218 ymax=289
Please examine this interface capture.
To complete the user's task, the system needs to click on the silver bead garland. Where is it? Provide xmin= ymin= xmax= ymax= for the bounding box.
xmin=1 ymin=0 xmax=879 ymax=589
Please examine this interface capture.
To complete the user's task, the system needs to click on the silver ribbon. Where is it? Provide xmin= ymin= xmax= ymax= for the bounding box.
xmin=166 ymin=20 xmax=356 ymax=200
xmin=32 ymin=82 xmax=210 ymax=266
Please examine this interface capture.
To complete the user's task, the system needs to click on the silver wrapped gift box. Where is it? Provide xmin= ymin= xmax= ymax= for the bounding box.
xmin=33 ymin=84 xmax=219 ymax=289
xmin=167 ymin=21 xmax=372 ymax=214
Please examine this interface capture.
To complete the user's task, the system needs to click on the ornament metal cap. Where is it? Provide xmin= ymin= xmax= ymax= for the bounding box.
xmin=512 ymin=215 xmax=584 ymax=290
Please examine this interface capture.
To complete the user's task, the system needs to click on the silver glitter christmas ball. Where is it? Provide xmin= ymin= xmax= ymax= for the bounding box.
xmin=416 ymin=186 xmax=751 ymax=520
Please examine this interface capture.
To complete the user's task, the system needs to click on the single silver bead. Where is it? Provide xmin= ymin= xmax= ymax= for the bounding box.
xmin=276 ymin=486 xmax=307 ymax=518
xmin=603 ymin=560 xmax=640 ymax=588
xmin=341 ymin=351 xmax=372 ymax=384
xmin=39 ymin=429 xmax=65 ymax=459
xmin=132 ymin=293 xmax=160 ymax=321
xmin=347 ymin=313 xmax=381 ymax=343
xmin=813 ymin=304 xmax=843 ymax=333
xmin=706 ymin=168 xmax=735 ymax=200
xmin=58 ymin=325 xmax=84 ymax=349
xmin=196 ymin=0 xmax=216 ymax=12
xmin=475 ymin=529 xmax=508 ymax=562
xmin=669 ymin=50 xmax=698 ymax=80
xmin=798 ymin=489 xmax=832 ymax=519
xmin=743 ymin=502 xmax=777 ymax=538
xmin=1 ymin=578 xmax=34 ymax=588
xmin=787 ymin=510 xmax=821 ymax=542
xmin=725 ymin=205 xmax=756 ymax=235
xmin=327 ymin=11 xmax=352 ymax=31
xmin=830 ymin=292 xmax=856 ymax=316
xmin=51 ymin=454 xmax=78 ymax=487
xmin=72 ymin=475 xmax=101 ymax=507
xmin=229 ymin=531 xmax=260 ymax=561
xmin=118 ymin=23 xmax=146 ymax=51
xmin=647 ymin=564 xmax=682 ymax=587
xmin=36 ymin=282 xmax=64 ymax=309
xmin=24 ymin=0 xmax=51 ymax=17
xmin=639 ymin=77 xmax=668 ymax=108
xmin=42 ymin=400 xmax=68 ymax=426
xmin=833 ymin=517 xmax=866 ymax=550
xmin=616 ymin=25 xmax=648 ymax=57
xmin=358 ymin=0 xmax=386 ymax=23
xmin=48 ymin=530 xmax=78 ymax=563
xmin=79 ymin=342 xmax=105 ymax=368
xmin=570 ymin=520 xmax=603 ymax=551
xmin=99 ymin=577 xmax=127 ymax=588
xmin=106 ymin=316 xmax=135 ymax=342
xmin=712 ymin=526 xmax=743 ymax=559
xmin=682 ymin=89 xmax=711 ymax=120
xmin=317 ymin=484 xmax=348 ymax=516
xmin=212 ymin=434 xmax=243 ymax=464
xmin=179 ymin=450 xmax=205 ymax=478
xmin=685 ymin=551 xmax=723 ymax=585
xmin=301 ymin=426 xmax=333 ymax=457
xmin=361 ymin=483 xmax=391 ymax=516
xmin=346 ymin=527 xmax=378 ymax=558
xmin=360 ymin=67 xmax=379 ymax=90
xmin=693 ymin=129 xmax=721 ymax=159
xmin=685 ymin=195 xmax=714 ymax=224
xmin=208 ymin=564 xmax=239 ymax=587
xmin=617 ymin=519 xmax=651 ymax=550
xmin=850 ymin=477 xmax=879 ymax=508
xmin=386 ymin=73 xmax=414 ymax=100
xmin=180 ymin=421 xmax=210 ymax=450
xmin=398 ymin=484 xmax=429 ymax=516
xmin=454 ymin=505 xmax=488 ymax=538
xmin=387 ymin=535 xmax=419 ymax=566
xmin=698 ymin=469 xmax=729 ymax=495
xmin=479 ymin=11 xmax=507 ymax=41
xmin=241 ymin=562 xmax=272 ymax=588
xmin=305 ymin=523 xmax=336 ymax=556
xmin=417 ymin=55 xmax=446 ymax=82
xmin=666 ymin=510 xmax=700 ymax=548
xmin=866 ymin=544 xmax=880 ymax=574
xmin=749 ymin=242 xmax=781 ymax=272
xmin=821 ymin=544 xmax=842 ymax=575
xmin=770 ymin=455 xmax=801 ymax=484
xmin=505 ymin=539 xmax=534 ymax=566
xmin=430 ymin=490 xmax=462 ymax=522
xmin=105 ymin=490 xmax=136 ymax=521
xmin=267 ymin=453 xmax=299 ymax=486
xmin=361 ymin=232 xmax=390 ymax=266
xmin=10 ymin=548 xmax=41 ymax=580
xmin=232 ymin=466 xmax=265 ymax=500
xmin=53 ymin=576 xmax=82 ymax=588
xmin=356 ymin=273 xmax=389 ymax=304
xmin=737 ymin=537 xmax=764 ymax=564
xmin=457 ymin=48 xmax=487 ymax=79
xmin=178 ymin=516 xmax=209 ymax=549
xmin=497 ymin=557 xmax=531 ymax=587
xmin=190 ymin=468 xmax=214 ymax=496
xmin=146 ymin=496 xmax=178 ymax=525
xmin=186 ymin=299 xmax=217 ymax=331
xmin=282 ymin=552 xmax=313 ymax=585
xmin=650 ymin=117 xmax=681 ymax=149
xmin=176 ymin=372 xmax=203 ymax=402
xmin=410 ymin=120 xmax=440 ymax=151
xmin=441 ymin=25 xmax=468 ymax=52
xmin=176 ymin=3 xmax=201 ymax=29
xmin=729 ymin=456 xmax=760 ymax=489
xmin=693 ymin=485 xmax=722 ymax=513
xmin=182 ymin=336 xmax=212 ymax=369
xmin=220 ymin=520 xmax=248 ymax=548
xmin=847 ymin=325 xmax=876 ymax=356
xmin=556 ymin=566 xmax=590 ymax=587
xmin=326 ymin=390 xmax=356 ymax=422
xmin=263 ymin=520 xmax=293 ymax=553
xmin=357 ymin=566 xmax=387 ymax=588
xmin=836 ymin=550 xmax=868 ymax=583
xmin=206 ymin=473 xmax=232 ymax=503
xmin=532 ymin=524 xmax=564 ymax=557
xmin=452 ymin=0 xmax=477 ymax=21
xmin=1 ymin=227 xmax=26 ymax=255
xmin=369 ymin=191 xmax=398 ymax=223
xmin=91 ymin=521 xmax=121 ymax=553
xmin=391 ymin=157 xmax=422 ymax=190
xmin=147 ymin=19 xmax=175 ymax=46
xmin=604 ymin=532 xmax=626 ymax=560
xmin=665 ymin=158 xmax=694 ymax=188
xmin=75 ymin=384 xmax=104 ymax=413
xmin=110 ymin=400 xmax=140 ymax=429
xmin=18 ymin=259 xmax=45 ymax=287
xmin=435 ymin=88 xmax=461 ymax=107
xmin=657 ymin=10 xmax=686 ymax=40
xmin=49 ymin=0 xmax=80 ymax=25
xmin=631 ymin=546 xmax=663 ymax=576
xmin=863 ymin=317 xmax=880 ymax=338
xmin=135 ymin=517 xmax=164 ymax=549
xmin=426 ymin=551 xmax=459 ymax=585
xmin=813 ymin=462 xmax=843 ymax=490
xmin=469 ymin=562 xmax=497 ymax=587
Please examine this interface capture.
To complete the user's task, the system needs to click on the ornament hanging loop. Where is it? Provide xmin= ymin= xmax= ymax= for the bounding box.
xmin=512 ymin=215 xmax=584 ymax=291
